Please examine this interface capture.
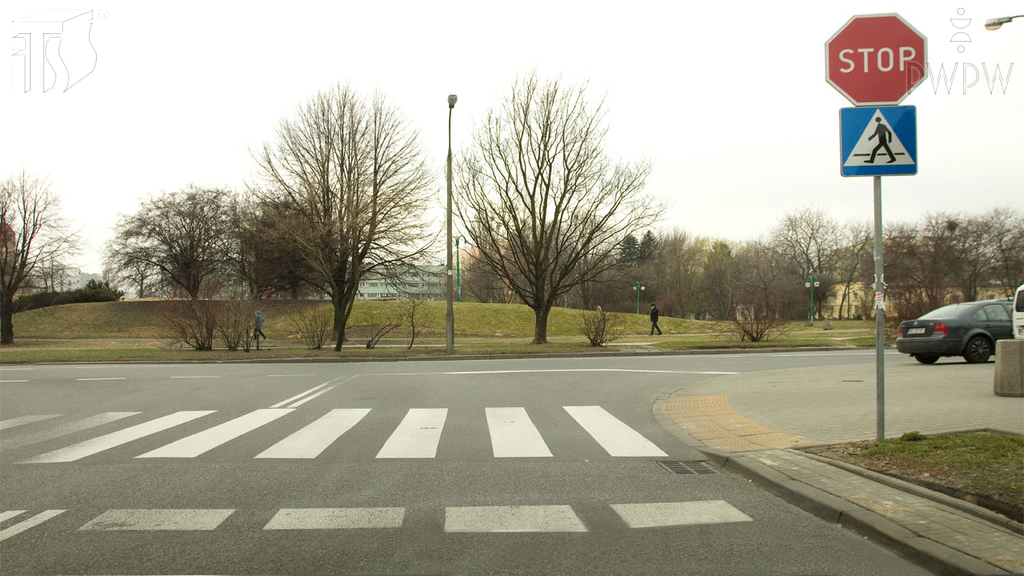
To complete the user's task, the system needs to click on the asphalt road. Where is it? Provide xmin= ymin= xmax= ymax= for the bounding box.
xmin=0 ymin=351 xmax=935 ymax=575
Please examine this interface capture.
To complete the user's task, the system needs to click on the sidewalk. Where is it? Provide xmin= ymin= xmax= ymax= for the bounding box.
xmin=655 ymin=358 xmax=1024 ymax=576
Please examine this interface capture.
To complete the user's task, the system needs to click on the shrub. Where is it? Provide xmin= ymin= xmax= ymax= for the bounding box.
xmin=217 ymin=299 xmax=259 ymax=352
xmin=580 ymin=306 xmax=620 ymax=347
xmin=164 ymin=299 xmax=218 ymax=351
xmin=287 ymin=303 xmax=333 ymax=350
xmin=13 ymin=280 xmax=124 ymax=313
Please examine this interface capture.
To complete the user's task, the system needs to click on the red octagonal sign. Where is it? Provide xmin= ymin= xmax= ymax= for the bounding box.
xmin=826 ymin=13 xmax=927 ymax=106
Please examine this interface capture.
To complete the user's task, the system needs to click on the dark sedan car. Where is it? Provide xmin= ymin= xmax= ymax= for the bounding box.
xmin=896 ymin=299 xmax=1014 ymax=364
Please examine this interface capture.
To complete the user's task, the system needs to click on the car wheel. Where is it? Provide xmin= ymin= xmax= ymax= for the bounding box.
xmin=914 ymin=354 xmax=940 ymax=365
xmin=963 ymin=336 xmax=992 ymax=363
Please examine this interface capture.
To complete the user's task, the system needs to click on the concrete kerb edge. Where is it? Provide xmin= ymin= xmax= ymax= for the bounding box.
xmin=694 ymin=447 xmax=1013 ymax=576
xmin=797 ymin=447 xmax=1024 ymax=534
xmin=1 ymin=345 xmax=863 ymax=367
xmin=652 ymin=392 xmax=708 ymax=449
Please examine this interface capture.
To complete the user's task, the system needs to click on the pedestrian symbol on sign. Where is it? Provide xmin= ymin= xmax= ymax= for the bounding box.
xmin=866 ymin=118 xmax=895 ymax=164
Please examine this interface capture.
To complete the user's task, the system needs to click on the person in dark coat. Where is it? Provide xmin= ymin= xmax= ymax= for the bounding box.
xmin=650 ymin=303 xmax=662 ymax=335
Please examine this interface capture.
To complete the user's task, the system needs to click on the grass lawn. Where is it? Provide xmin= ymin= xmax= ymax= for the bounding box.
xmin=2 ymin=299 xmax=877 ymax=364
xmin=801 ymin=432 xmax=1024 ymax=523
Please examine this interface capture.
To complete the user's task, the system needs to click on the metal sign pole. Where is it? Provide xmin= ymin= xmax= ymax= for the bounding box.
xmin=873 ymin=175 xmax=885 ymax=442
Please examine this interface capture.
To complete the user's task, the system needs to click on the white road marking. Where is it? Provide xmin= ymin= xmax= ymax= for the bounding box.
xmin=256 ymin=408 xmax=370 ymax=459
xmin=136 ymin=409 xmax=293 ymax=458
xmin=770 ymin=351 xmax=901 ymax=357
xmin=486 ymin=407 xmax=552 ymax=458
xmin=270 ymin=376 xmax=354 ymax=408
xmin=21 ymin=411 xmax=215 ymax=463
xmin=0 ymin=414 xmax=62 ymax=431
xmin=76 ymin=377 xmax=127 ymax=381
xmin=1 ymin=412 xmax=139 ymax=450
xmin=0 ymin=510 xmax=26 ymax=523
xmin=563 ymin=406 xmax=667 ymax=457
xmin=264 ymin=508 xmax=404 ymax=529
xmin=445 ymin=505 xmax=587 ymax=532
xmin=271 ymin=382 xmax=332 ymax=408
xmin=0 ymin=510 xmax=65 ymax=542
xmin=0 ymin=380 xmax=28 ymax=383
xmin=78 ymin=509 xmax=234 ymax=531
xmin=286 ymin=385 xmax=337 ymax=408
xmin=0 ymin=367 xmax=33 ymax=371
xmin=610 ymin=501 xmax=753 ymax=528
xmin=376 ymin=409 xmax=448 ymax=459
xmin=375 ymin=369 xmax=740 ymax=376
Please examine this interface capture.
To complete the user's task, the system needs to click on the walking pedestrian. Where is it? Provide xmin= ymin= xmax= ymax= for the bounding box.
xmin=254 ymin=310 xmax=267 ymax=342
xmin=650 ymin=302 xmax=662 ymax=335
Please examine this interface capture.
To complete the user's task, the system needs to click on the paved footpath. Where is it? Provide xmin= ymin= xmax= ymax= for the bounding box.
xmin=656 ymin=355 xmax=1024 ymax=576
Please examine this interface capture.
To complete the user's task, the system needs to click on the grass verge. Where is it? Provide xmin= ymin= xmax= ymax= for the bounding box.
xmin=800 ymin=432 xmax=1024 ymax=523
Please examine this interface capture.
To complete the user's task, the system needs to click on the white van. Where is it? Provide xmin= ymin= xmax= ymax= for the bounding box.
xmin=1015 ymin=284 xmax=1024 ymax=339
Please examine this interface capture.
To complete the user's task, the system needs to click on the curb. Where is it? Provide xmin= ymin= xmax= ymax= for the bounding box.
xmin=698 ymin=447 xmax=1016 ymax=576
xmin=2 ymin=345 xmax=895 ymax=366
xmin=798 ymin=447 xmax=1024 ymax=533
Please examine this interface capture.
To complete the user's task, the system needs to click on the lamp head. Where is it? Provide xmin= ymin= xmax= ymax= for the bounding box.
xmin=985 ymin=17 xmax=1011 ymax=30
xmin=448 ymin=94 xmax=458 ymax=109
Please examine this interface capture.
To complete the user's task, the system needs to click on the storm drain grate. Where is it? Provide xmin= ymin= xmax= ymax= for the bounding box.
xmin=657 ymin=461 xmax=719 ymax=475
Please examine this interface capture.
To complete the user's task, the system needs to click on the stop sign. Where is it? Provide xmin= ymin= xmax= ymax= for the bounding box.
xmin=826 ymin=14 xmax=927 ymax=106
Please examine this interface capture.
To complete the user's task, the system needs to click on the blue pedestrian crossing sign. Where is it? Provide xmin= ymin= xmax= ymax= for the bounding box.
xmin=840 ymin=106 xmax=917 ymax=177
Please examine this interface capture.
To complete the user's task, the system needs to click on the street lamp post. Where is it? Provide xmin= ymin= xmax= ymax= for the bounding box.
xmin=455 ymin=235 xmax=462 ymax=302
xmin=632 ymin=281 xmax=645 ymax=315
xmin=804 ymin=275 xmax=820 ymax=326
xmin=446 ymin=94 xmax=457 ymax=354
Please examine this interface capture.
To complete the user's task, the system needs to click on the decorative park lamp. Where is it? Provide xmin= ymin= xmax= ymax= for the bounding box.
xmin=804 ymin=275 xmax=820 ymax=326
xmin=632 ymin=281 xmax=645 ymax=315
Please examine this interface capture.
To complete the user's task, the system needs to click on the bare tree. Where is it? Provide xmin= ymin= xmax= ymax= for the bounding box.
xmin=454 ymin=72 xmax=661 ymax=343
xmin=698 ymin=240 xmax=736 ymax=319
xmin=645 ymin=229 xmax=708 ymax=318
xmin=989 ymin=207 xmax=1024 ymax=294
xmin=882 ymin=220 xmax=954 ymax=321
xmin=227 ymin=196 xmax=315 ymax=299
xmin=107 ymin=185 xmax=233 ymax=299
xmin=834 ymin=221 xmax=872 ymax=319
xmin=252 ymin=84 xmax=433 ymax=351
xmin=727 ymin=240 xmax=789 ymax=342
xmin=1 ymin=171 xmax=80 ymax=344
xmin=770 ymin=208 xmax=842 ymax=320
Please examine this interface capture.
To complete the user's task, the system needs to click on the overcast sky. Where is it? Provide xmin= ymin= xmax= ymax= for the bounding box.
xmin=4 ymin=0 xmax=1022 ymax=275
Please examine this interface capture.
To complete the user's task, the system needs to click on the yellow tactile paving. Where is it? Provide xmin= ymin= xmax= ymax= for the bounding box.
xmin=665 ymin=395 xmax=810 ymax=452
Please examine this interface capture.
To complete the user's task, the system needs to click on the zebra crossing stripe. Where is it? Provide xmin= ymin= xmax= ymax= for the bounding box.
xmin=610 ymin=501 xmax=753 ymax=528
xmin=563 ymin=406 xmax=667 ymax=457
xmin=137 ymin=409 xmax=293 ymax=458
xmin=1 ymin=412 xmax=140 ymax=450
xmin=486 ymin=407 xmax=552 ymax=458
xmin=376 ymin=409 xmax=447 ymax=458
xmin=264 ymin=508 xmax=405 ymax=529
xmin=21 ymin=411 xmax=216 ymax=463
xmin=78 ymin=509 xmax=234 ymax=531
xmin=255 ymin=408 xmax=370 ymax=459
xmin=0 ymin=510 xmax=65 ymax=542
xmin=0 ymin=510 xmax=26 ymax=523
xmin=444 ymin=505 xmax=587 ymax=532
xmin=0 ymin=414 xmax=62 ymax=431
